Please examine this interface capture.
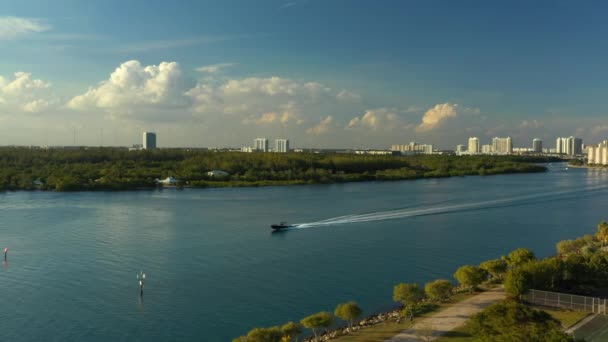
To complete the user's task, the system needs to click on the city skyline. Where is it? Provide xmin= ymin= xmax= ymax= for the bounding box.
xmin=2 ymin=1 xmax=608 ymax=148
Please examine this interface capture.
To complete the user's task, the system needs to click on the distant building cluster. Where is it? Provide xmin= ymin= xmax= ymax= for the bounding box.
xmin=243 ymin=137 xmax=290 ymax=153
xmin=118 ymin=132 xmax=596 ymax=161
xmin=556 ymin=136 xmax=582 ymax=156
xmin=459 ymin=137 xmax=513 ymax=155
xmin=391 ymin=142 xmax=434 ymax=155
xmin=354 ymin=150 xmax=397 ymax=155
xmin=492 ymin=137 xmax=513 ymax=154
xmin=588 ymin=140 xmax=608 ymax=165
xmin=129 ymin=132 xmax=156 ymax=151
xmin=453 ymin=136 xmax=589 ymax=157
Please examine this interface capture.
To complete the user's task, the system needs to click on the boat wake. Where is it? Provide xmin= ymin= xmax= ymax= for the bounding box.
xmin=290 ymin=185 xmax=608 ymax=229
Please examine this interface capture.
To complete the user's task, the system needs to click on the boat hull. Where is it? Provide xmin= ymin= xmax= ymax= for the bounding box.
xmin=271 ymin=224 xmax=294 ymax=230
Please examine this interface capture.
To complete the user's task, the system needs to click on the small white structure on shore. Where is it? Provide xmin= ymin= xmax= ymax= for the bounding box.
xmin=157 ymin=177 xmax=179 ymax=185
xmin=207 ymin=170 xmax=229 ymax=177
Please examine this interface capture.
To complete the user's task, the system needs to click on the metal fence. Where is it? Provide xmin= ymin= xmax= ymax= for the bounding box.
xmin=523 ymin=289 xmax=607 ymax=314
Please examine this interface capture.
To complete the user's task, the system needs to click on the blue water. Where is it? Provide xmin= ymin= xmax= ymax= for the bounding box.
xmin=1 ymin=164 xmax=607 ymax=341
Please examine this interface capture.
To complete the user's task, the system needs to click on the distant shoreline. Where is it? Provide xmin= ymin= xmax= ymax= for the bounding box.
xmin=567 ymin=164 xmax=608 ymax=170
xmin=0 ymin=169 xmax=549 ymax=193
xmin=0 ymin=148 xmax=558 ymax=192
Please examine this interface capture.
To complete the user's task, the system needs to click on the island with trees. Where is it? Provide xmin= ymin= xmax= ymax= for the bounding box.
xmin=0 ymin=147 xmax=557 ymax=191
xmin=234 ymin=222 xmax=608 ymax=341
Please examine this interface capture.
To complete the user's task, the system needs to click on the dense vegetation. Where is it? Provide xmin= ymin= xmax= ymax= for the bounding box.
xmin=235 ymin=222 xmax=607 ymax=341
xmin=568 ymin=159 xmax=584 ymax=166
xmin=467 ymin=300 xmax=575 ymax=342
xmin=0 ymin=147 xmax=555 ymax=191
xmin=503 ymin=222 xmax=608 ymax=297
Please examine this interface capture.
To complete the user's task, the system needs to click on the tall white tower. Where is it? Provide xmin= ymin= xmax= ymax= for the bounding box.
xmin=143 ymin=132 xmax=156 ymax=150
xmin=275 ymin=139 xmax=289 ymax=153
xmin=532 ymin=138 xmax=542 ymax=153
xmin=254 ymin=138 xmax=269 ymax=152
xmin=468 ymin=137 xmax=480 ymax=154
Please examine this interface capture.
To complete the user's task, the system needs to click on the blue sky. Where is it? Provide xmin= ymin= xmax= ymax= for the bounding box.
xmin=1 ymin=0 xmax=607 ymax=148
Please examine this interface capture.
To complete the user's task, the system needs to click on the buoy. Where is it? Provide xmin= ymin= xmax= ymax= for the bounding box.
xmin=4 ymin=247 xmax=7 ymax=260
xmin=137 ymin=271 xmax=146 ymax=296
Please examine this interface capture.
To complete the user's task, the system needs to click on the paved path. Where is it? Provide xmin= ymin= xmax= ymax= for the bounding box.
xmin=567 ymin=314 xmax=608 ymax=341
xmin=386 ymin=286 xmax=506 ymax=342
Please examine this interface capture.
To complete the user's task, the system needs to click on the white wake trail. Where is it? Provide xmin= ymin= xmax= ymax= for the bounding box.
xmin=292 ymin=185 xmax=608 ymax=229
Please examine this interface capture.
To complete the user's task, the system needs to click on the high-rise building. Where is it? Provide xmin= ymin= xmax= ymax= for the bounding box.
xmin=481 ymin=144 xmax=492 ymax=154
xmin=456 ymin=144 xmax=466 ymax=155
xmin=556 ymin=136 xmax=582 ymax=156
xmin=588 ymin=140 xmax=608 ymax=165
xmin=391 ymin=142 xmax=433 ymax=154
xmin=254 ymin=138 xmax=269 ymax=152
xmin=532 ymin=139 xmax=542 ymax=153
xmin=556 ymin=137 xmax=565 ymax=154
xmin=275 ymin=139 xmax=289 ymax=153
xmin=468 ymin=137 xmax=480 ymax=154
xmin=143 ymin=132 xmax=156 ymax=150
xmin=492 ymin=137 xmax=513 ymax=154
xmin=571 ymin=137 xmax=583 ymax=155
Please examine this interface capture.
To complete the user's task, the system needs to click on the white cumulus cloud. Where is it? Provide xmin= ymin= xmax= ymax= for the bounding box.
xmin=520 ymin=119 xmax=541 ymax=129
xmin=223 ymin=77 xmax=301 ymax=96
xmin=22 ymin=99 xmax=52 ymax=113
xmin=307 ymin=116 xmax=333 ymax=135
xmin=0 ymin=16 xmax=50 ymax=40
xmin=1 ymin=72 xmax=50 ymax=94
xmin=336 ymin=90 xmax=360 ymax=101
xmin=187 ymin=75 xmax=335 ymax=127
xmin=242 ymin=102 xmax=304 ymax=126
xmin=196 ymin=63 xmax=236 ymax=74
xmin=346 ymin=108 xmax=405 ymax=130
xmin=0 ymin=72 xmax=56 ymax=114
xmin=417 ymin=103 xmax=458 ymax=132
xmin=68 ymin=60 xmax=191 ymax=116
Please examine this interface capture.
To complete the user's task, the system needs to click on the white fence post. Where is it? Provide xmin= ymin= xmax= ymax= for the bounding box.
xmin=571 ymin=295 xmax=573 ymax=310
xmin=530 ymin=289 xmax=606 ymax=314
xmin=532 ymin=290 xmax=535 ymax=303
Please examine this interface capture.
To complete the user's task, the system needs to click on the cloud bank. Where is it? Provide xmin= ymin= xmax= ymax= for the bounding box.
xmin=0 ymin=16 xmax=50 ymax=40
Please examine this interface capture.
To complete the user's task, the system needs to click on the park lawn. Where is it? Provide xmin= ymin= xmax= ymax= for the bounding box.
xmin=332 ymin=291 xmax=481 ymax=342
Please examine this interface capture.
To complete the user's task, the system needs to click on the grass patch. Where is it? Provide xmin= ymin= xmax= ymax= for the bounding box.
xmin=331 ymin=320 xmax=414 ymax=342
xmin=435 ymin=324 xmax=474 ymax=342
xmin=332 ymin=290 xmax=484 ymax=342
xmin=434 ymin=305 xmax=591 ymax=342
xmin=533 ymin=307 xmax=589 ymax=329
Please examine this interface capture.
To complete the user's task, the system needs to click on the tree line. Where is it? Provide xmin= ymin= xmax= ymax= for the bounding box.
xmin=0 ymin=147 xmax=555 ymax=191
xmin=234 ymin=223 xmax=608 ymax=341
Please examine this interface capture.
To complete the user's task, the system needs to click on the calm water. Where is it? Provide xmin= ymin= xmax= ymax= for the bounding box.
xmin=1 ymin=164 xmax=608 ymax=341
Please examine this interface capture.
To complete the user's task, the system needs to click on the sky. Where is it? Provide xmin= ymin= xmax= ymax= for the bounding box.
xmin=1 ymin=0 xmax=608 ymax=149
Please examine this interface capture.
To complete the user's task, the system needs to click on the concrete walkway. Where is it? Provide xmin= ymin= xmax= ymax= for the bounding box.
xmin=386 ymin=286 xmax=506 ymax=342
xmin=565 ymin=314 xmax=596 ymax=335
